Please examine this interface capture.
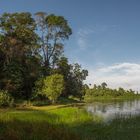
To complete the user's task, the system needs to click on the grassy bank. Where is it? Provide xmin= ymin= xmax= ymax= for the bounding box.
xmin=0 ymin=105 xmax=140 ymax=140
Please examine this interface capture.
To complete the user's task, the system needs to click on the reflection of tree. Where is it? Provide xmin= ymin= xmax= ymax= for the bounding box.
xmin=101 ymin=105 xmax=107 ymax=113
xmin=87 ymin=100 xmax=140 ymax=121
xmin=119 ymin=102 xmax=124 ymax=111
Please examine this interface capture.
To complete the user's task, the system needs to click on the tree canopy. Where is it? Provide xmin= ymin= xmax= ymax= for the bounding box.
xmin=0 ymin=12 xmax=87 ymax=104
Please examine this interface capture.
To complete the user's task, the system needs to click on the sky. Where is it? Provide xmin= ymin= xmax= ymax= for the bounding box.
xmin=0 ymin=0 xmax=140 ymax=91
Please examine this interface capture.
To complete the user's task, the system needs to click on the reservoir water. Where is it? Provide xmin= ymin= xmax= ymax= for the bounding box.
xmin=86 ymin=99 xmax=140 ymax=121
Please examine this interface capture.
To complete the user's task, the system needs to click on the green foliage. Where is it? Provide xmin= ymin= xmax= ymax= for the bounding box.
xmin=67 ymin=63 xmax=88 ymax=99
xmin=35 ymin=13 xmax=72 ymax=70
xmin=46 ymin=14 xmax=72 ymax=39
xmin=84 ymin=82 xmax=140 ymax=101
xmin=0 ymin=12 xmax=41 ymax=99
xmin=0 ymin=90 xmax=14 ymax=107
xmin=0 ymin=11 xmax=88 ymax=102
xmin=0 ymin=12 xmax=38 ymax=60
xmin=43 ymin=74 xmax=64 ymax=103
xmin=34 ymin=74 xmax=64 ymax=103
xmin=53 ymin=57 xmax=88 ymax=99
xmin=1 ymin=61 xmax=24 ymax=98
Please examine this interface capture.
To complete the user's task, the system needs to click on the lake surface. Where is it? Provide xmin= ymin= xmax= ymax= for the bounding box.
xmin=86 ymin=99 xmax=140 ymax=122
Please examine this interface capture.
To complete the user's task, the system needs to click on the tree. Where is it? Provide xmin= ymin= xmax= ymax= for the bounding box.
xmin=0 ymin=12 xmax=41 ymax=99
xmin=52 ymin=57 xmax=71 ymax=96
xmin=118 ymin=87 xmax=125 ymax=96
xmin=42 ymin=74 xmax=64 ymax=103
xmin=35 ymin=13 xmax=72 ymax=73
xmin=53 ymin=58 xmax=88 ymax=98
xmin=68 ymin=63 xmax=88 ymax=99
xmin=0 ymin=12 xmax=38 ymax=63
xmin=101 ymin=82 xmax=107 ymax=89
xmin=0 ymin=11 xmax=89 ymax=101
xmin=84 ymin=82 xmax=139 ymax=99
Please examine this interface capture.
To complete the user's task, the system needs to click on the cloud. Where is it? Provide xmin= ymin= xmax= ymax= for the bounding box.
xmin=77 ymin=27 xmax=94 ymax=50
xmin=76 ymin=24 xmax=119 ymax=50
xmin=86 ymin=63 xmax=140 ymax=91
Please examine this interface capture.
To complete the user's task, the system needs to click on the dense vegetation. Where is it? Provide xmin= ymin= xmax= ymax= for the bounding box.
xmin=84 ymin=82 xmax=140 ymax=101
xmin=0 ymin=12 xmax=88 ymax=106
xmin=0 ymin=12 xmax=139 ymax=107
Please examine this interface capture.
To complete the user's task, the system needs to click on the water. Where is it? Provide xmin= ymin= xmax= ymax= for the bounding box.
xmin=86 ymin=99 xmax=140 ymax=122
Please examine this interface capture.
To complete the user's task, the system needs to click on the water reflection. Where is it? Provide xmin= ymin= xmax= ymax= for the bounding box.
xmin=86 ymin=99 xmax=140 ymax=121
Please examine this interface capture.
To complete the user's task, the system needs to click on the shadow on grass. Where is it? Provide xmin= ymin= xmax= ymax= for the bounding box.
xmin=0 ymin=121 xmax=82 ymax=140
xmin=0 ymin=110 xmax=80 ymax=140
xmin=57 ymin=97 xmax=83 ymax=105
xmin=0 ymin=108 xmax=140 ymax=140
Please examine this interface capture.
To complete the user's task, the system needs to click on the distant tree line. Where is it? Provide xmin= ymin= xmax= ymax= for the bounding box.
xmin=0 ymin=12 xmax=88 ymax=105
xmin=84 ymin=82 xmax=140 ymax=100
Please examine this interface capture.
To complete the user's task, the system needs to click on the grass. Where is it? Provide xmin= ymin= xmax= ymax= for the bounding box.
xmin=0 ymin=105 xmax=140 ymax=140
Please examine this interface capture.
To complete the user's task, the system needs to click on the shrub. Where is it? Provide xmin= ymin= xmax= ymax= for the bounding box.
xmin=34 ymin=74 xmax=64 ymax=104
xmin=0 ymin=90 xmax=14 ymax=107
xmin=43 ymin=74 xmax=64 ymax=103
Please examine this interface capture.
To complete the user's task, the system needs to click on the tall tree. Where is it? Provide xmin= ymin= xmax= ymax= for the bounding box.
xmin=0 ymin=12 xmax=38 ymax=63
xmin=0 ymin=12 xmax=40 ymax=99
xmin=35 ymin=12 xmax=72 ymax=74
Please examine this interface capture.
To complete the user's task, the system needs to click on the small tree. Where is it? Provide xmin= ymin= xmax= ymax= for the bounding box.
xmin=0 ymin=90 xmax=14 ymax=107
xmin=43 ymin=74 xmax=64 ymax=103
xmin=101 ymin=82 xmax=107 ymax=89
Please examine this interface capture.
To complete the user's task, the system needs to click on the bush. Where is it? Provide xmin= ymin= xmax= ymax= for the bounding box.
xmin=42 ymin=74 xmax=64 ymax=104
xmin=0 ymin=90 xmax=14 ymax=107
xmin=34 ymin=74 xmax=64 ymax=104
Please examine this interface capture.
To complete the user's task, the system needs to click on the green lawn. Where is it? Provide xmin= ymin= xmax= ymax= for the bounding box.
xmin=0 ymin=105 xmax=140 ymax=140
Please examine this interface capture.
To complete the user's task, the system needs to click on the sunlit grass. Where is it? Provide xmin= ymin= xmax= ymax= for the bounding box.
xmin=0 ymin=105 xmax=140 ymax=140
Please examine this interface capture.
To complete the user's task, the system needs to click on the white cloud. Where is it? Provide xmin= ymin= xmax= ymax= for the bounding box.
xmin=86 ymin=63 xmax=140 ymax=91
xmin=77 ymin=27 xmax=94 ymax=50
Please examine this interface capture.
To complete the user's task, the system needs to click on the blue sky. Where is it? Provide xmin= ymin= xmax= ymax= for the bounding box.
xmin=1 ymin=0 xmax=140 ymax=90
